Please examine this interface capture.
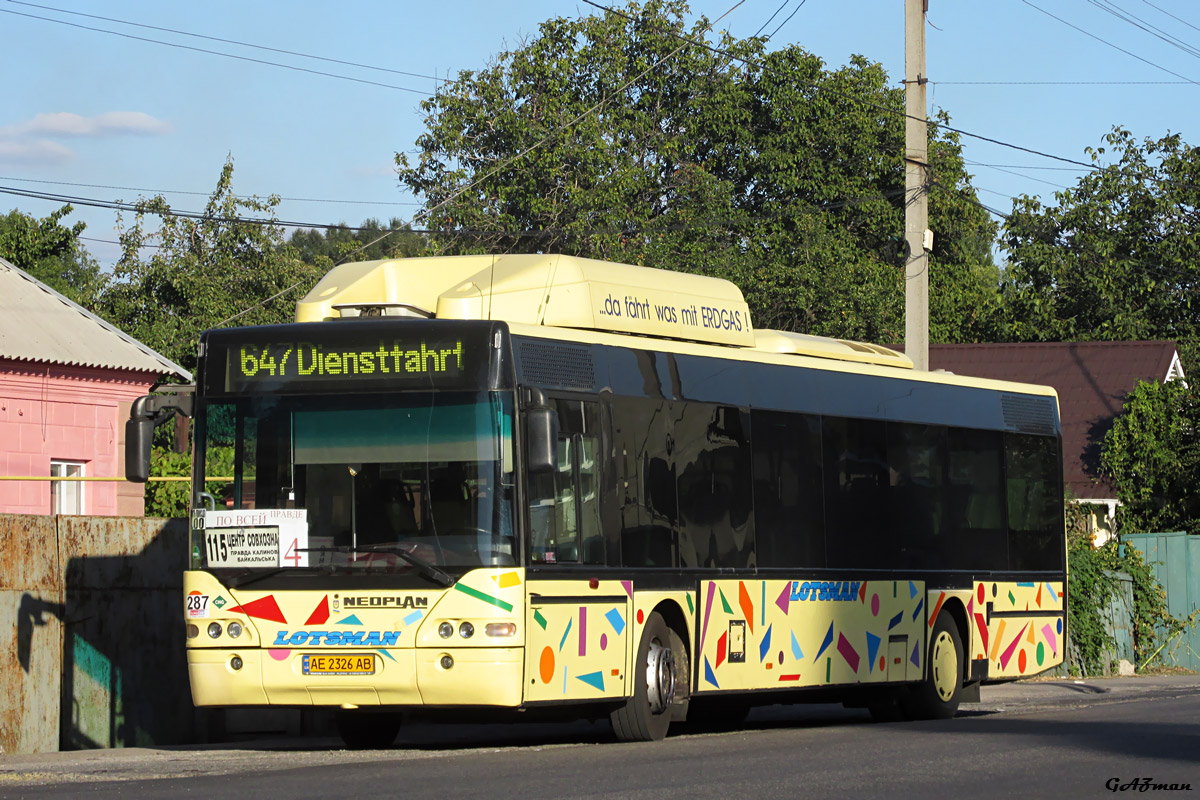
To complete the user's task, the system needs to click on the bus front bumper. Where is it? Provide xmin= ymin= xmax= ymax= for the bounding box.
xmin=187 ymin=647 xmax=525 ymax=707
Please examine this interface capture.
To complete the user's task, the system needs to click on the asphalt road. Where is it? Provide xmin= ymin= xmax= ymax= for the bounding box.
xmin=2 ymin=675 xmax=1198 ymax=799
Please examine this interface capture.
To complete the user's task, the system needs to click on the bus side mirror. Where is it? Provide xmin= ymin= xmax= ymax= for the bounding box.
xmin=526 ymin=407 xmax=559 ymax=474
xmin=125 ymin=416 xmax=156 ymax=483
xmin=124 ymin=389 xmax=195 ymax=483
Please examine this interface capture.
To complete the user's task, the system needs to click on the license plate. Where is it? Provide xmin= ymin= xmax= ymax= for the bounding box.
xmin=302 ymin=653 xmax=376 ymax=675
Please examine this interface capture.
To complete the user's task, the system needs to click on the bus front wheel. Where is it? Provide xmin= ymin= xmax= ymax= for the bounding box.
xmin=903 ymin=614 xmax=963 ymax=720
xmin=611 ymin=611 xmax=676 ymax=741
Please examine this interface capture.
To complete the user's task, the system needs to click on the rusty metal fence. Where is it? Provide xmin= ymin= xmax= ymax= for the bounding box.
xmin=0 ymin=514 xmax=194 ymax=753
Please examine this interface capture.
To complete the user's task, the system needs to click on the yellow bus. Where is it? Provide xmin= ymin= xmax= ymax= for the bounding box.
xmin=126 ymin=254 xmax=1066 ymax=747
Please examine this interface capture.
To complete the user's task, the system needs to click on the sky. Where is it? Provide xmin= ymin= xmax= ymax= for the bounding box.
xmin=1 ymin=0 xmax=1197 ymax=267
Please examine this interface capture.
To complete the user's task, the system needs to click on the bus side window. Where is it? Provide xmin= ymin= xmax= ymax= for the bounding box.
xmin=527 ymin=399 xmax=604 ymax=565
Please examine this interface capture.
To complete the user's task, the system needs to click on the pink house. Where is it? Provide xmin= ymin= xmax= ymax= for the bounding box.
xmin=0 ymin=257 xmax=190 ymax=516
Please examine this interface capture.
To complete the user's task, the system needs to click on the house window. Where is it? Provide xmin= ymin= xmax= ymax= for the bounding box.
xmin=50 ymin=461 xmax=85 ymax=515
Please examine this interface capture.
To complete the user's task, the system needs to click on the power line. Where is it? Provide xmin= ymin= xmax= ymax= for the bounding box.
xmin=7 ymin=0 xmax=451 ymax=85
xmin=1019 ymin=0 xmax=1200 ymax=87
xmin=932 ymin=80 xmax=1191 ymax=85
xmin=0 ymin=175 xmax=420 ymax=207
xmin=1086 ymin=0 xmax=1200 ymax=61
xmin=581 ymin=0 xmax=1100 ymax=172
xmin=0 ymin=6 xmax=433 ymax=95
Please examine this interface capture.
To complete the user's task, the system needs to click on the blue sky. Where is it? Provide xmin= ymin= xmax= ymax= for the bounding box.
xmin=1 ymin=0 xmax=1197 ymax=266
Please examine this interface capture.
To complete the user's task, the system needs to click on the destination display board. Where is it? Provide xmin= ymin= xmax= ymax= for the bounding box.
xmin=202 ymin=320 xmax=500 ymax=395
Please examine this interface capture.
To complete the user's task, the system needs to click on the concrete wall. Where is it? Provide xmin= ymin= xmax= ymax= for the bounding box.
xmin=0 ymin=360 xmax=157 ymax=516
xmin=0 ymin=514 xmax=193 ymax=753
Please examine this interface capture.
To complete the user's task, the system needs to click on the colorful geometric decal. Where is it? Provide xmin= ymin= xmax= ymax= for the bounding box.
xmin=539 ymin=647 xmax=555 ymax=683
xmin=704 ymin=656 xmax=720 ymax=688
xmin=836 ymin=633 xmax=860 ymax=673
xmin=534 ymin=609 xmax=548 ymax=630
xmin=776 ymin=583 xmax=791 ymax=615
xmin=815 ymin=622 xmax=835 ymax=661
xmin=866 ymin=632 xmax=881 ymax=672
xmin=338 ymin=614 xmax=364 ymax=626
xmin=453 ymin=582 xmax=514 ymax=612
xmin=738 ymin=582 xmax=754 ymax=633
xmin=928 ymin=592 xmax=947 ymax=627
xmin=492 ymin=571 xmax=521 ymax=589
xmin=305 ymin=596 xmax=331 ymax=626
xmin=578 ymin=607 xmax=588 ymax=657
xmin=377 ymin=649 xmax=397 ymax=662
xmin=621 ymin=580 xmax=633 ymax=598
xmin=605 ymin=607 xmax=626 ymax=635
xmin=402 ymin=609 xmax=424 ymax=626
xmin=558 ymin=618 xmax=573 ymax=651
xmin=759 ymin=624 xmax=773 ymax=663
xmin=577 ymin=671 xmax=605 ymax=691
xmin=695 ymin=579 xmax=926 ymax=693
xmin=969 ymin=581 xmax=1065 ymax=678
xmin=229 ymin=594 xmax=287 ymax=624
xmin=268 ymin=649 xmax=290 ymax=661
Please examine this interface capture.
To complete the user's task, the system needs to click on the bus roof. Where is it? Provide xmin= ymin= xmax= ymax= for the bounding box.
xmin=295 ymin=254 xmax=912 ymax=368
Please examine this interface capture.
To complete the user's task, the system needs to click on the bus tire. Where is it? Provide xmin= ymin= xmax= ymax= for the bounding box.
xmin=336 ymin=710 xmax=402 ymax=749
xmin=611 ymin=611 xmax=676 ymax=741
xmin=903 ymin=613 xmax=963 ymax=720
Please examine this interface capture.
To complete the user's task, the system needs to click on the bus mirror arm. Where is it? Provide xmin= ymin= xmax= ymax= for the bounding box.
xmin=526 ymin=407 xmax=559 ymax=474
xmin=124 ymin=387 xmax=196 ymax=483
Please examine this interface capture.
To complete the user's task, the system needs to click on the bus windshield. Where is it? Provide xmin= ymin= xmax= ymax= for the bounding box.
xmin=197 ymin=391 xmax=516 ymax=576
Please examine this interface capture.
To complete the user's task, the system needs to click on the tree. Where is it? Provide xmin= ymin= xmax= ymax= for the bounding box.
xmin=395 ymin=0 xmax=999 ymax=344
xmin=289 ymin=218 xmax=425 ymax=270
xmin=999 ymin=127 xmax=1200 ymax=366
xmin=1100 ymin=379 xmax=1200 ymax=535
xmin=0 ymin=205 xmax=105 ymax=307
xmin=97 ymin=159 xmax=320 ymax=372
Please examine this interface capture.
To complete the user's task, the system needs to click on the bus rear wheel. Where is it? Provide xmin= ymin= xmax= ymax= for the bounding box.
xmin=611 ymin=611 xmax=676 ymax=742
xmin=336 ymin=710 xmax=402 ymax=749
xmin=903 ymin=614 xmax=963 ymax=720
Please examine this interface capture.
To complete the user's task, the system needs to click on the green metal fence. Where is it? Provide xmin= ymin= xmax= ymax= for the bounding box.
xmin=1121 ymin=532 xmax=1200 ymax=671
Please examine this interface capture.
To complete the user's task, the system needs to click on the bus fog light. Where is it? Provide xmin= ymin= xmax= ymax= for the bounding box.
xmin=207 ymin=622 xmax=222 ymax=639
xmin=187 ymin=624 xmax=199 ymax=639
xmin=230 ymin=655 xmax=243 ymax=671
xmin=459 ymin=621 xmax=474 ymax=638
xmin=485 ymin=622 xmax=517 ymax=637
xmin=227 ymin=621 xmax=243 ymax=639
xmin=440 ymin=654 xmax=454 ymax=670
xmin=438 ymin=622 xmax=454 ymax=638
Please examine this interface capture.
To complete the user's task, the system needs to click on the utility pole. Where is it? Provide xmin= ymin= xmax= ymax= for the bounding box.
xmin=904 ymin=0 xmax=930 ymax=371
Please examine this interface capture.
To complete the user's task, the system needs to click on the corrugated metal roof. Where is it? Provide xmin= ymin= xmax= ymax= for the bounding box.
xmin=919 ymin=341 xmax=1180 ymax=501
xmin=0 ymin=257 xmax=191 ymax=380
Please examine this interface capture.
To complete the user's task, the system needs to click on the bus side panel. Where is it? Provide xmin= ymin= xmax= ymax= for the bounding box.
xmin=694 ymin=578 xmax=926 ymax=692
xmin=523 ymin=578 xmax=632 ymax=703
xmin=968 ymin=580 xmax=1065 ymax=679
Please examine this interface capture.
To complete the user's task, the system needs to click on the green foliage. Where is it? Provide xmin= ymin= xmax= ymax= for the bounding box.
xmin=0 ymin=204 xmax=105 ymax=307
xmin=1100 ymin=380 xmax=1200 ymax=535
xmin=1065 ymin=497 xmax=1186 ymax=674
xmin=999 ymin=127 xmax=1200 ymax=358
xmin=1065 ymin=504 xmax=1117 ymax=676
xmin=396 ymin=0 xmax=999 ymax=344
xmin=289 ymin=218 xmax=425 ymax=270
xmin=96 ymin=158 xmax=321 ymax=373
xmin=145 ymin=445 xmax=233 ymax=518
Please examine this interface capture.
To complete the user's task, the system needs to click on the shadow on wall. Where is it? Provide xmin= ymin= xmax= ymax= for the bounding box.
xmin=2 ymin=514 xmax=195 ymax=753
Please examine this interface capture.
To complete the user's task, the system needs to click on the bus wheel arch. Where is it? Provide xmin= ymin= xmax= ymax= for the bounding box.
xmin=650 ymin=600 xmax=692 ymax=722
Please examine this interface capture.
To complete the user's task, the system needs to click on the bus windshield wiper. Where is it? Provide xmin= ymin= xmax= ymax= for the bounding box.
xmin=232 ymin=563 xmax=329 ymax=589
xmin=299 ymin=544 xmax=455 ymax=588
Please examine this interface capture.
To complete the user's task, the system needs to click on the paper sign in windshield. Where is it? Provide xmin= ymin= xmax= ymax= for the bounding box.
xmin=202 ymin=509 xmax=308 ymax=568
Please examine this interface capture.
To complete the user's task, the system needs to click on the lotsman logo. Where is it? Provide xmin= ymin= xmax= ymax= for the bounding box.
xmin=272 ymin=630 xmax=400 ymax=646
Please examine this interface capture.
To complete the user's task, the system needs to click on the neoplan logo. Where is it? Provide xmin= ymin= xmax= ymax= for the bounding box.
xmin=343 ymin=596 xmax=429 ymax=609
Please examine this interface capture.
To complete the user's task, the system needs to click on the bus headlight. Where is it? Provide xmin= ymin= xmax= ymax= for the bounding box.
xmin=438 ymin=621 xmax=454 ymax=639
xmin=207 ymin=622 xmax=222 ymax=639
xmin=227 ymin=621 xmax=243 ymax=639
xmin=187 ymin=624 xmax=199 ymax=639
xmin=459 ymin=621 xmax=475 ymax=639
